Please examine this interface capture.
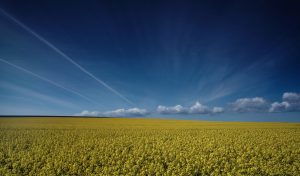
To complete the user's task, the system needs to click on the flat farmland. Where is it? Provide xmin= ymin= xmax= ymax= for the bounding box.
xmin=0 ymin=117 xmax=299 ymax=175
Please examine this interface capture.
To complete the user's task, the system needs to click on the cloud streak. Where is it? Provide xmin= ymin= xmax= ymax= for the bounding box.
xmin=1 ymin=82 xmax=76 ymax=109
xmin=0 ymin=8 xmax=134 ymax=106
xmin=0 ymin=58 xmax=100 ymax=106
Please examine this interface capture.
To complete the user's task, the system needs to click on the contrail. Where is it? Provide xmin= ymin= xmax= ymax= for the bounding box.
xmin=0 ymin=58 xmax=101 ymax=106
xmin=0 ymin=8 xmax=134 ymax=106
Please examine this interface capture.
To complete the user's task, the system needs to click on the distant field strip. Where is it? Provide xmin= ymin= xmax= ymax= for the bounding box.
xmin=0 ymin=117 xmax=299 ymax=175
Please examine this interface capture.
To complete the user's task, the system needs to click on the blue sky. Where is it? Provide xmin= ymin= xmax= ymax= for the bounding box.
xmin=0 ymin=0 xmax=300 ymax=121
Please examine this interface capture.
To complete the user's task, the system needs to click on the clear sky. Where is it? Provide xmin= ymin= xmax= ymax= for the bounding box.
xmin=0 ymin=0 xmax=299 ymax=121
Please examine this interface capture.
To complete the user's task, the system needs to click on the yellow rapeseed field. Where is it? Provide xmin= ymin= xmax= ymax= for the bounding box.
xmin=0 ymin=117 xmax=299 ymax=175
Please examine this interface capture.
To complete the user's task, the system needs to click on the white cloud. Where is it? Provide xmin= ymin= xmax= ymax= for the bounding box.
xmin=212 ymin=107 xmax=225 ymax=114
xmin=75 ymin=110 xmax=101 ymax=116
xmin=269 ymin=92 xmax=300 ymax=112
xmin=75 ymin=108 xmax=149 ymax=117
xmin=157 ymin=105 xmax=187 ymax=114
xmin=189 ymin=102 xmax=210 ymax=114
xmin=157 ymin=102 xmax=224 ymax=115
xmin=231 ymin=97 xmax=268 ymax=112
xmin=283 ymin=92 xmax=300 ymax=102
xmin=76 ymin=92 xmax=300 ymax=117
xmin=104 ymin=108 xmax=149 ymax=117
xmin=269 ymin=102 xmax=290 ymax=112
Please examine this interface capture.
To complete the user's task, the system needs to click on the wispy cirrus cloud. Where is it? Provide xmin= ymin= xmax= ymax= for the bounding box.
xmin=0 ymin=58 xmax=100 ymax=106
xmin=198 ymin=58 xmax=276 ymax=103
xmin=0 ymin=82 xmax=77 ymax=109
xmin=0 ymin=8 xmax=134 ymax=106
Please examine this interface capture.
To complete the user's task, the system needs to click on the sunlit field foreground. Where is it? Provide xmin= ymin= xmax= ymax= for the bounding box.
xmin=0 ymin=118 xmax=299 ymax=175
